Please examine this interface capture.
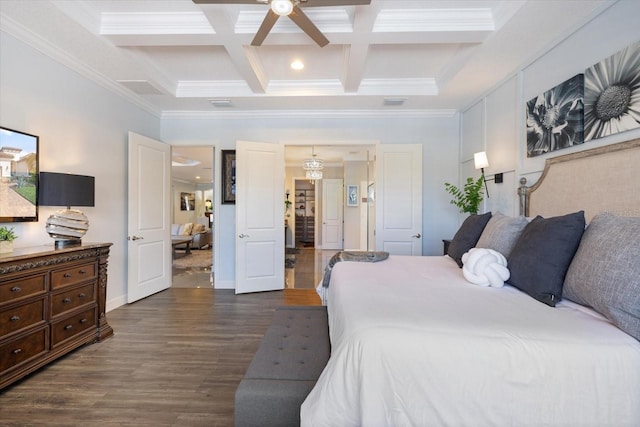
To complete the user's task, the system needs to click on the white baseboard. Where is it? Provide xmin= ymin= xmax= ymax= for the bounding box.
xmin=106 ymin=295 xmax=127 ymax=312
xmin=215 ymin=279 xmax=235 ymax=290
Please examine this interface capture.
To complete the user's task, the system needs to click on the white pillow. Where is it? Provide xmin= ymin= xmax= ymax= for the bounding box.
xmin=461 ymin=248 xmax=510 ymax=288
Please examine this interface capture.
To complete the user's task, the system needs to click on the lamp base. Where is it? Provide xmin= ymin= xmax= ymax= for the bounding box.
xmin=46 ymin=209 xmax=89 ymax=246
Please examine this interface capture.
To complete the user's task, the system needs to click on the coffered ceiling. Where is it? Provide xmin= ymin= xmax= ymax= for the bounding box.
xmin=0 ymin=0 xmax=613 ymax=118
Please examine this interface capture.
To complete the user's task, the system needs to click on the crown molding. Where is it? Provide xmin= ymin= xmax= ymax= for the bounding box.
xmin=161 ymin=109 xmax=457 ymax=120
xmin=100 ymin=12 xmax=214 ymax=35
xmin=235 ymin=9 xmax=352 ymax=34
xmin=0 ymin=14 xmax=161 ymax=118
xmin=374 ymin=8 xmax=494 ymax=33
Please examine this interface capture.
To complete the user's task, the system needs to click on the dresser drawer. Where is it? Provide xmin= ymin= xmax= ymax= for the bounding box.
xmin=0 ymin=274 xmax=47 ymax=305
xmin=0 ymin=298 xmax=46 ymax=337
xmin=51 ymin=262 xmax=97 ymax=290
xmin=0 ymin=327 xmax=48 ymax=375
xmin=51 ymin=307 xmax=96 ymax=348
xmin=50 ymin=282 xmax=96 ymax=317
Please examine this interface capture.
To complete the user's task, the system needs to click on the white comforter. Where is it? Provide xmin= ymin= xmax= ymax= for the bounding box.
xmin=301 ymin=256 xmax=640 ymax=427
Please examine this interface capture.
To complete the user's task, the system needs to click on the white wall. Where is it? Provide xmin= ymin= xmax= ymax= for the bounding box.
xmin=460 ymin=1 xmax=640 ymax=217
xmin=0 ymin=31 xmax=161 ymax=311
xmin=161 ymin=114 xmax=461 ymax=286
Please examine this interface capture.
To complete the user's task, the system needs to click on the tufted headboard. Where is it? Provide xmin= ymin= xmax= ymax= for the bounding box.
xmin=519 ymin=138 xmax=640 ymax=222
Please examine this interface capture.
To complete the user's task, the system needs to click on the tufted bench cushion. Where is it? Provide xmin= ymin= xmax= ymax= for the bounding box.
xmin=234 ymin=306 xmax=330 ymax=427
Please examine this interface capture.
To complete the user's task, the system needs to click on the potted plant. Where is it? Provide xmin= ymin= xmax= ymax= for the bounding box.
xmin=0 ymin=226 xmax=18 ymax=254
xmin=445 ymin=176 xmax=484 ymax=215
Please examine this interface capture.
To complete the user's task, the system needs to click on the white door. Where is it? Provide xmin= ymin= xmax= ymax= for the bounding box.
xmin=127 ymin=132 xmax=172 ymax=303
xmin=236 ymin=140 xmax=285 ymax=294
xmin=322 ymin=179 xmax=343 ymax=250
xmin=376 ymin=144 xmax=423 ymax=255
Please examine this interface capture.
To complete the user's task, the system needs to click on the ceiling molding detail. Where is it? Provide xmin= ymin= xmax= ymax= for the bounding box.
xmin=161 ymin=109 xmax=457 ymax=120
xmin=100 ymin=12 xmax=214 ymax=35
xmin=267 ymin=79 xmax=344 ymax=96
xmin=176 ymin=80 xmax=254 ymax=98
xmin=235 ymin=9 xmax=352 ymax=34
xmin=359 ymin=79 xmax=438 ymax=96
xmin=373 ymin=8 xmax=495 ymax=33
xmin=0 ymin=14 xmax=161 ymax=118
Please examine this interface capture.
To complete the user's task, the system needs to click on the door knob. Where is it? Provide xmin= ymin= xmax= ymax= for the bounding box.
xmin=128 ymin=236 xmax=144 ymax=241
xmin=412 ymin=233 xmax=421 ymax=238
xmin=239 ymin=234 xmax=250 ymax=238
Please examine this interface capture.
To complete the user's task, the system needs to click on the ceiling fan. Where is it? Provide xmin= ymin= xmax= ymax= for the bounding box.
xmin=192 ymin=0 xmax=371 ymax=47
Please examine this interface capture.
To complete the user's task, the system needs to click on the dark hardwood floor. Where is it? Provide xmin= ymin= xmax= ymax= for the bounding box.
xmin=0 ymin=288 xmax=321 ymax=426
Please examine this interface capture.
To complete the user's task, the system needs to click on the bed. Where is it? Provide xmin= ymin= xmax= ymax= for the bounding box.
xmin=301 ymin=139 xmax=640 ymax=426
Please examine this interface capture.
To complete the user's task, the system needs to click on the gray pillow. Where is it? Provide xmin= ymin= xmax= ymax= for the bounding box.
xmin=476 ymin=212 xmax=528 ymax=258
xmin=564 ymin=213 xmax=640 ymax=341
xmin=447 ymin=212 xmax=492 ymax=268
xmin=507 ymin=211 xmax=585 ymax=307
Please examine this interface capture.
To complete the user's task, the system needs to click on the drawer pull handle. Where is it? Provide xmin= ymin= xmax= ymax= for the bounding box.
xmin=79 ymin=293 xmax=87 ymax=298
xmin=79 ymin=269 xmax=87 ymax=274
xmin=12 ymin=348 xmax=22 ymax=355
xmin=64 ymin=273 xmax=72 ymax=278
xmin=10 ymin=315 xmax=20 ymax=322
xmin=11 ymin=286 xmax=21 ymax=292
xmin=80 ymin=318 xmax=88 ymax=324
xmin=62 ymin=298 xmax=72 ymax=303
xmin=64 ymin=324 xmax=73 ymax=330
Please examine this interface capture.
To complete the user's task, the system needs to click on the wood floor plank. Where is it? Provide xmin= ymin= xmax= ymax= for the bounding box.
xmin=0 ymin=288 xmax=321 ymax=426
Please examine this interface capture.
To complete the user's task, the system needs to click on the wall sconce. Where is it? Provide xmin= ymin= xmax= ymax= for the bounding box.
xmin=473 ymin=151 xmax=504 ymax=199
xmin=474 ymin=152 xmax=490 ymax=198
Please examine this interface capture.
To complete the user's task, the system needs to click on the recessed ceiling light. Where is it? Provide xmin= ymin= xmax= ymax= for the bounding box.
xmin=291 ymin=60 xmax=305 ymax=71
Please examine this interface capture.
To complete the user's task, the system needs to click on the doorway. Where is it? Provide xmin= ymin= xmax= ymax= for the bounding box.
xmin=170 ymin=146 xmax=215 ymax=289
xmin=283 ymin=144 xmax=376 ymax=288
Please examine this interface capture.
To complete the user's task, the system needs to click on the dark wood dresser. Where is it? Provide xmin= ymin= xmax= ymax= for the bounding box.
xmin=0 ymin=242 xmax=113 ymax=390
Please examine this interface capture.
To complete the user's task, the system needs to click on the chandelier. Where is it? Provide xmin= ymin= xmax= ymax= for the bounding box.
xmin=303 ymin=147 xmax=323 ymax=181
xmin=306 ymin=169 xmax=323 ymax=180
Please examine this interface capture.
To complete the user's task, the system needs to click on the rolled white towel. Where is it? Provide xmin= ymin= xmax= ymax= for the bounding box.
xmin=461 ymin=248 xmax=510 ymax=288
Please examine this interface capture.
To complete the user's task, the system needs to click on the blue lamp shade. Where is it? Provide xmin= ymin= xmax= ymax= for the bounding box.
xmin=38 ymin=172 xmax=95 ymax=247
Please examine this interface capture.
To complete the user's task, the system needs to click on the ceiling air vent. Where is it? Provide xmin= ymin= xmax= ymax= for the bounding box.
xmin=383 ymin=97 xmax=407 ymax=106
xmin=209 ymin=99 xmax=233 ymax=108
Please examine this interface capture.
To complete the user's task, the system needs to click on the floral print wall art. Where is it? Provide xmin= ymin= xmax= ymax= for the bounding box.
xmin=526 ymin=74 xmax=584 ymax=157
xmin=584 ymin=40 xmax=640 ymax=141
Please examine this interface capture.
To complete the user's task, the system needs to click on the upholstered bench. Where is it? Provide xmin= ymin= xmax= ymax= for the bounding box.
xmin=234 ymin=306 xmax=330 ymax=427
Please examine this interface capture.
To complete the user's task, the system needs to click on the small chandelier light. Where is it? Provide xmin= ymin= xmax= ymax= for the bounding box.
xmin=303 ymin=146 xmax=324 ymax=171
xmin=271 ymin=0 xmax=294 ymax=16
xmin=306 ymin=169 xmax=323 ymax=181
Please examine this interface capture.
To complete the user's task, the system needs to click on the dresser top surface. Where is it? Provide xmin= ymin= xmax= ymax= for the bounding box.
xmin=0 ymin=242 xmax=112 ymax=264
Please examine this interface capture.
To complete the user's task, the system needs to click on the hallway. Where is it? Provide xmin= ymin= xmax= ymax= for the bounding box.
xmin=172 ymin=248 xmax=336 ymax=290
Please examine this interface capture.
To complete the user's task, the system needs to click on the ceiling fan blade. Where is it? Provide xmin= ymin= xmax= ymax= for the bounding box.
xmin=289 ymin=6 xmax=329 ymax=47
xmin=251 ymin=9 xmax=280 ymax=46
xmin=301 ymin=0 xmax=371 ymax=6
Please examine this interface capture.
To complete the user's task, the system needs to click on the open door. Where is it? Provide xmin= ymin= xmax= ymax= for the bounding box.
xmin=322 ymin=179 xmax=343 ymax=250
xmin=376 ymin=144 xmax=423 ymax=255
xmin=235 ymin=140 xmax=285 ymax=294
xmin=127 ymin=132 xmax=172 ymax=303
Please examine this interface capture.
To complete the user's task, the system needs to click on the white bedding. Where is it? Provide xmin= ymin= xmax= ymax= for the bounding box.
xmin=301 ymin=255 xmax=640 ymax=427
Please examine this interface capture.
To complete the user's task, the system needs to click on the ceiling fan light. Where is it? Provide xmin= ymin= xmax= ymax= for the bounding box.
xmin=271 ymin=0 xmax=294 ymax=16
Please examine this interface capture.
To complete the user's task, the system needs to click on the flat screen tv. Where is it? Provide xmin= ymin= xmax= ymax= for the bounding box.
xmin=0 ymin=126 xmax=39 ymax=222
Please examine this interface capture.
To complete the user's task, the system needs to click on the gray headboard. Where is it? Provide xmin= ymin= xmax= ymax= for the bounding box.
xmin=519 ymin=138 xmax=640 ymax=222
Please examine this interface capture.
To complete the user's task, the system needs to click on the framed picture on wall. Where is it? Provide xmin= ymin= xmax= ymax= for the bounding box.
xmin=347 ymin=185 xmax=358 ymax=207
xmin=180 ymin=192 xmax=195 ymax=211
xmin=221 ymin=150 xmax=236 ymax=204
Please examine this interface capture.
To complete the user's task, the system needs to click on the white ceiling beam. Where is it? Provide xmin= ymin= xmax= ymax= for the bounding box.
xmin=342 ymin=5 xmax=377 ymax=93
xmin=199 ymin=9 xmax=268 ymax=94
